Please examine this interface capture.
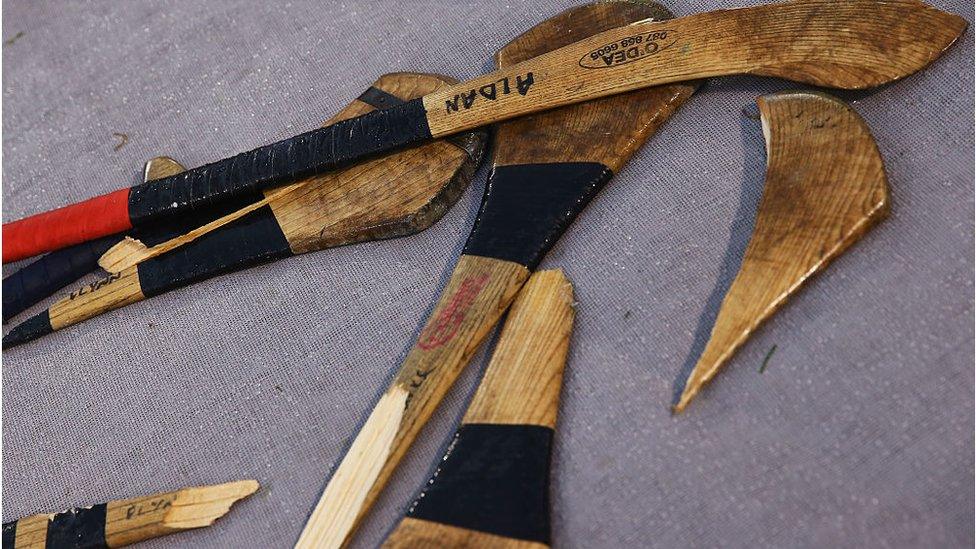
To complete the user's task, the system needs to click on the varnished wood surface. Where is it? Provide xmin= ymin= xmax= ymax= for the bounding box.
xmin=674 ymin=91 xmax=890 ymax=413
xmin=492 ymin=1 xmax=696 ymax=170
xmin=100 ymin=72 xmax=484 ymax=272
xmin=19 ymin=72 xmax=484 ymax=342
xmin=295 ymin=255 xmax=530 ymax=549
xmin=384 ymin=518 xmax=548 ymax=549
xmin=7 ymin=480 xmax=257 ymax=548
xmin=381 ymin=270 xmax=573 ymax=548
xmin=296 ymin=2 xmax=688 ymax=544
xmin=463 ymin=269 xmax=574 ymax=429
xmin=423 ymin=0 xmax=965 ymax=137
xmin=48 ymin=267 xmax=143 ymax=331
xmin=271 ymin=73 xmax=484 ymax=255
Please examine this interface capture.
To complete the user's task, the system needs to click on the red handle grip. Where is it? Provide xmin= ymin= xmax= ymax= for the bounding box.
xmin=3 ymin=188 xmax=132 ymax=263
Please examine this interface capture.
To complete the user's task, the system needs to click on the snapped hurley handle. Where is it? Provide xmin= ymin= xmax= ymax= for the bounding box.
xmin=2 ymin=100 xmax=433 ymax=262
xmin=4 ymin=0 xmax=963 ymax=262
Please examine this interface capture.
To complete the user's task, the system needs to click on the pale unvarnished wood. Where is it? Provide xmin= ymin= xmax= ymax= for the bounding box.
xmin=492 ymin=1 xmax=696 ymax=170
xmin=384 ymin=518 xmax=548 ymax=549
xmin=296 ymin=387 xmax=408 ymax=549
xmin=99 ymin=157 xmax=189 ymax=272
xmin=99 ymin=72 xmax=480 ymax=273
xmin=104 ymin=480 xmax=258 ymax=546
xmin=9 ymin=480 xmax=257 ymax=549
xmin=674 ymin=91 xmax=890 ymax=413
xmin=295 ymin=255 xmax=530 ymax=549
xmin=463 ymin=269 xmax=574 ymax=428
xmin=423 ymin=0 xmax=966 ymax=137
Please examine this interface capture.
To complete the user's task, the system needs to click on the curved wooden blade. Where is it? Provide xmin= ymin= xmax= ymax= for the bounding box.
xmin=4 ymin=0 xmax=962 ymax=262
xmin=423 ymin=0 xmax=967 ymax=136
xmin=295 ymin=3 xmax=691 ymax=547
xmin=2 ymin=480 xmax=257 ymax=548
xmin=673 ymin=91 xmax=890 ymax=413
xmin=382 ymin=270 xmax=574 ymax=549
xmin=2 ymin=73 xmax=486 ymax=349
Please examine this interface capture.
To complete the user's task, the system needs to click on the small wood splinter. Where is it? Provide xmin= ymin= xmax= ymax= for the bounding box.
xmin=2 ymin=480 xmax=258 ymax=548
xmin=673 ymin=91 xmax=890 ymax=413
xmin=383 ymin=270 xmax=574 ymax=548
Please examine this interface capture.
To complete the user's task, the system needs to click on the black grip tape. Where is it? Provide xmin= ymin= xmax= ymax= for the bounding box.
xmin=127 ymin=99 xmax=432 ymax=225
xmin=407 ymin=423 xmax=553 ymax=544
xmin=462 ymin=162 xmax=613 ymax=269
xmin=2 ymin=236 xmax=119 ymax=322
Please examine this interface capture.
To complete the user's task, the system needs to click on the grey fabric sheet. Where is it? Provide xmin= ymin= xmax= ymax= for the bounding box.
xmin=2 ymin=1 xmax=973 ymax=547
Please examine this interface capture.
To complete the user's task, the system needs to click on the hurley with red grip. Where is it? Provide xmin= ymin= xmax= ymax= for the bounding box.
xmin=3 ymin=0 xmax=965 ymax=263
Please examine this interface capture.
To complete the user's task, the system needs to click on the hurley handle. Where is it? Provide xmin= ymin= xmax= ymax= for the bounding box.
xmin=295 ymin=254 xmax=531 ymax=548
xmin=2 ymin=234 xmax=121 ymax=322
xmin=2 ymin=100 xmax=433 ymax=262
xmin=4 ymin=0 xmax=964 ymax=262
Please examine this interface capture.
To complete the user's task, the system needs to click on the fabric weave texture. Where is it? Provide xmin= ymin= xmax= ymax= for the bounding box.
xmin=2 ymin=1 xmax=973 ymax=547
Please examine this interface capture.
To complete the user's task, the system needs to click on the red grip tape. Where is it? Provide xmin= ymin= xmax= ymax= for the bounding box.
xmin=3 ymin=188 xmax=132 ymax=263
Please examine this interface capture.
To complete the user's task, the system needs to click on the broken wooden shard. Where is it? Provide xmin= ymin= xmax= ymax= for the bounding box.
xmin=4 ymin=0 xmax=964 ymax=261
xmin=2 ymin=73 xmax=485 ymax=348
xmin=3 ymin=155 xmax=215 ymax=323
xmin=295 ymin=3 xmax=693 ymax=547
xmin=1 ymin=480 xmax=258 ymax=548
xmin=382 ymin=269 xmax=574 ymax=549
xmin=673 ymin=91 xmax=890 ymax=413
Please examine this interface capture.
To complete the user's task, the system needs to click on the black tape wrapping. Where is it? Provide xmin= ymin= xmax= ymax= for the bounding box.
xmin=2 ymin=188 xmax=261 ymax=323
xmin=462 ymin=162 xmax=613 ymax=269
xmin=2 ymin=520 xmax=16 ymax=547
xmin=407 ymin=423 xmax=554 ymax=544
xmin=2 ymin=236 xmax=119 ymax=322
xmin=136 ymin=205 xmax=292 ymax=298
xmin=127 ymin=99 xmax=432 ymax=225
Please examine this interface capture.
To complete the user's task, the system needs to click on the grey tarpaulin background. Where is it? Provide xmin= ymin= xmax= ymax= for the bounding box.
xmin=2 ymin=1 xmax=973 ymax=547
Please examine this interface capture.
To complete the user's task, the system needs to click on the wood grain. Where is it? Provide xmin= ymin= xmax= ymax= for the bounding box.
xmin=384 ymin=518 xmax=548 ymax=549
xmin=296 ymin=3 xmax=688 ymax=545
xmin=462 ymin=269 xmax=574 ymax=428
xmin=674 ymin=91 xmax=890 ymax=413
xmin=423 ymin=0 xmax=966 ymax=137
xmin=382 ymin=270 xmax=574 ymax=548
xmin=100 ymin=73 xmax=484 ymax=272
xmin=6 ymin=480 xmax=257 ymax=549
xmin=15 ymin=73 xmax=484 ymax=344
xmin=295 ymin=255 xmax=530 ymax=549
xmin=492 ymin=1 xmax=696 ymax=170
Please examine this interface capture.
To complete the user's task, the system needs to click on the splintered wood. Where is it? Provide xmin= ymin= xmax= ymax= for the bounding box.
xmin=462 ymin=269 xmax=575 ymax=428
xmin=674 ymin=91 xmax=890 ymax=413
xmin=100 ymin=73 xmax=482 ymax=273
xmin=295 ymin=255 xmax=529 ymax=549
xmin=3 ymin=480 xmax=257 ymax=549
xmin=383 ymin=270 xmax=574 ymax=549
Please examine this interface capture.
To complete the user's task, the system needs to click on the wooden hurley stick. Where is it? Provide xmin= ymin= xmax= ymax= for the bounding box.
xmin=295 ymin=2 xmax=692 ymax=547
xmin=673 ymin=91 xmax=890 ymax=413
xmin=1 ymin=480 xmax=258 ymax=549
xmin=3 ymin=0 xmax=964 ymax=262
xmin=383 ymin=270 xmax=574 ymax=549
xmin=2 ymin=73 xmax=485 ymax=348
